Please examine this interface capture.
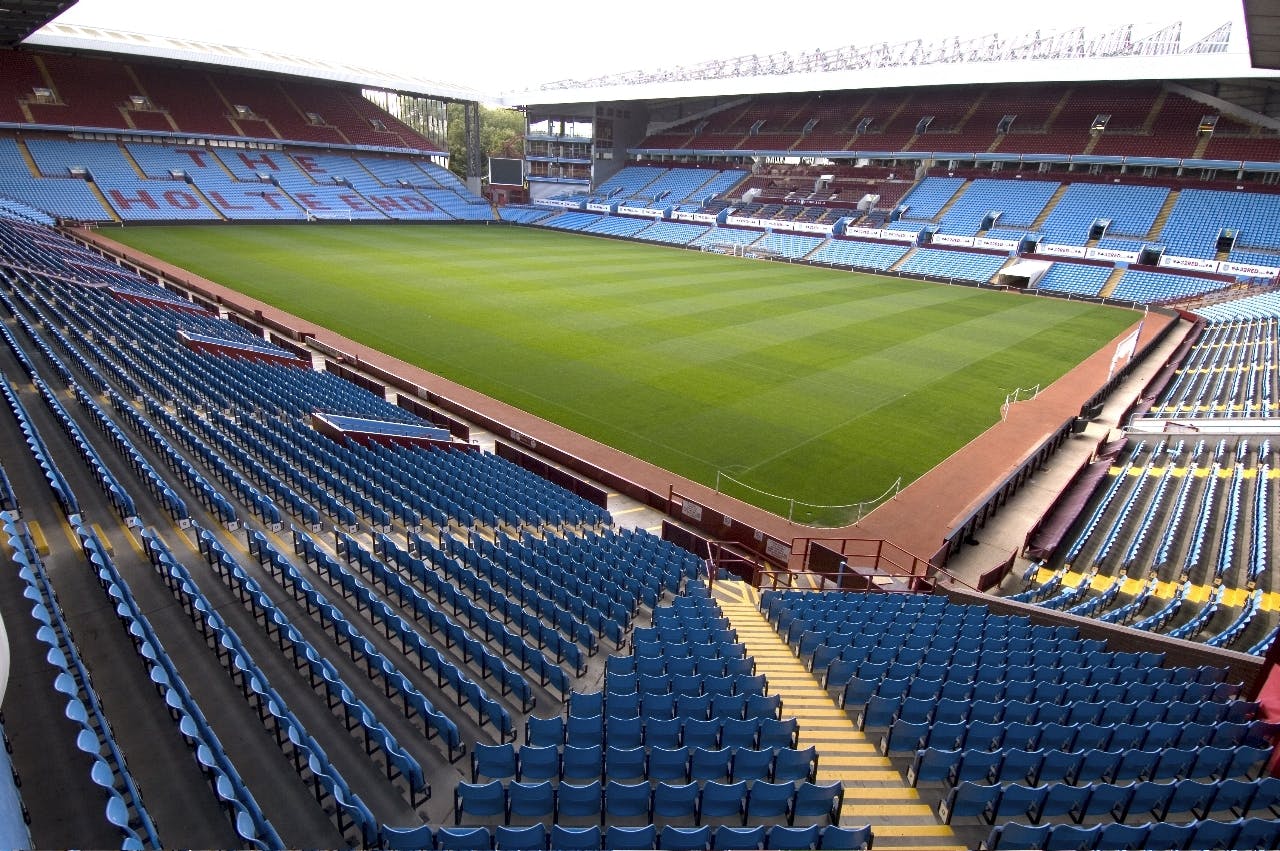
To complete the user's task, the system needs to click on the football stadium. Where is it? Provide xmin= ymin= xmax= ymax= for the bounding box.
xmin=1 ymin=0 xmax=1280 ymax=848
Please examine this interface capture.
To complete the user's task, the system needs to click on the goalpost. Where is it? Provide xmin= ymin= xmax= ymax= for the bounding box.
xmin=305 ymin=208 xmax=354 ymax=222
xmin=1000 ymin=384 xmax=1041 ymax=420
xmin=701 ymin=241 xmax=781 ymax=260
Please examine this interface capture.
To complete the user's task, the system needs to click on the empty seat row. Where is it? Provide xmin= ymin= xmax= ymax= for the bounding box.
xmin=454 ymin=777 xmax=844 ymax=826
xmin=525 ymin=714 xmax=797 ymax=750
xmin=917 ymin=742 xmax=1272 ymax=795
xmin=886 ymin=714 xmax=1277 ymax=764
xmin=472 ymin=742 xmax=818 ymax=785
xmin=568 ymin=690 xmax=779 ymax=722
xmin=981 ymin=815 xmax=1278 ymax=851
xmin=387 ymin=821 xmax=871 ymax=851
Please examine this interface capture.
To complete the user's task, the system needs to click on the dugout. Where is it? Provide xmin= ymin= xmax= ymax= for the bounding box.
xmin=997 ymin=259 xmax=1053 ymax=291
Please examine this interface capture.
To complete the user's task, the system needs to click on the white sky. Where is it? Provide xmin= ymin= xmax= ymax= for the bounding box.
xmin=47 ymin=0 xmax=1247 ymax=97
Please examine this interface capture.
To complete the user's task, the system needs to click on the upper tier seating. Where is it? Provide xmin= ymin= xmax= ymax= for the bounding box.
xmin=897 ymin=178 xmax=966 ymax=220
xmin=936 ymin=179 xmax=1060 ymax=236
xmin=635 ymin=83 xmax=1271 ymax=161
xmin=1037 ymin=184 xmax=1171 ymax=246
xmin=0 ymin=47 xmax=440 ymax=152
xmin=1158 ymin=190 xmax=1280 ymax=259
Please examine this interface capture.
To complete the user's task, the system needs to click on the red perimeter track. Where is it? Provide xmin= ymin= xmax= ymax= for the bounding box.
xmin=79 ymin=228 xmax=1177 ymax=569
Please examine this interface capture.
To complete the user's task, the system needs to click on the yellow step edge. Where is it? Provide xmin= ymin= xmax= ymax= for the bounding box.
xmin=841 ymin=803 xmax=939 ymax=817
xmin=26 ymin=520 xmax=49 ymax=556
xmin=802 ymin=741 xmax=876 ymax=751
xmin=869 ymin=825 xmax=957 ymax=838
xmin=815 ymin=769 xmax=905 ymax=783
xmin=92 ymin=523 xmax=114 ymax=555
xmin=822 ymin=757 xmax=898 ymax=768
xmin=839 ymin=787 xmax=921 ymax=800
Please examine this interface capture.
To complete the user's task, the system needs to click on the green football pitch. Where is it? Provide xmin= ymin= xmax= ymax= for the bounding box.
xmin=110 ymin=223 xmax=1138 ymax=523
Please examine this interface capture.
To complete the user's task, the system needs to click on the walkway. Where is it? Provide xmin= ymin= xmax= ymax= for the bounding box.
xmin=712 ymin=581 xmax=963 ymax=850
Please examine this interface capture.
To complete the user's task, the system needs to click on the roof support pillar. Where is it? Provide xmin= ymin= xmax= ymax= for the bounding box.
xmin=463 ymin=100 xmax=483 ymax=196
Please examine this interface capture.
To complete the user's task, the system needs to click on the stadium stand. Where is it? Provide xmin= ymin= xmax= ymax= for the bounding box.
xmin=1 ymin=48 xmax=441 ymax=152
xmin=1036 ymin=183 xmax=1171 ymax=246
xmin=5 ymin=15 xmax=1280 ymax=851
xmin=898 ymin=248 xmax=1008 ymax=283
xmin=1033 ymin=263 xmax=1113 ymax=297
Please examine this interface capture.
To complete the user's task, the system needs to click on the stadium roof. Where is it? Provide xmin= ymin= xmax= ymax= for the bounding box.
xmin=505 ymin=19 xmax=1280 ymax=107
xmin=0 ymin=0 xmax=77 ymax=47
xmin=1245 ymin=0 xmax=1280 ymax=69
xmin=19 ymin=21 xmax=484 ymax=102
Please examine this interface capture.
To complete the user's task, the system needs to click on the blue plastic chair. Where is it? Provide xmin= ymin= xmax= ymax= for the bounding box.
xmin=454 ymin=779 xmax=504 ymax=824
xmin=772 ymin=747 xmax=818 ymax=785
xmin=525 ymin=714 xmax=563 ymax=747
xmin=731 ymin=748 xmax=773 ymax=783
xmin=1163 ymin=778 xmax=1218 ymax=821
xmin=758 ymin=718 xmax=798 ymax=750
xmin=607 ymin=824 xmax=658 ymax=850
xmin=985 ymin=821 xmax=1050 ymax=851
xmin=608 ymin=715 xmax=644 ymax=750
xmin=817 ymin=824 xmax=871 ymax=850
xmin=565 ymin=714 xmax=604 ymax=749
xmin=561 ymin=744 xmax=602 ymax=781
xmin=661 ymin=824 xmax=711 ymax=851
xmin=907 ymin=748 xmax=961 ymax=787
xmin=1124 ymin=780 xmax=1177 ymax=823
xmin=472 ymin=741 xmax=517 ymax=782
xmin=506 ymin=780 xmax=554 ymax=822
xmin=690 ymin=747 xmax=734 ymax=783
xmin=792 ymin=781 xmax=843 ymax=825
xmin=516 ymin=745 xmax=560 ymax=782
xmin=765 ymin=824 xmax=819 ymax=850
xmin=938 ymin=781 xmax=1000 ymax=825
xmin=721 ymin=718 xmax=759 ymax=751
xmin=436 ymin=825 xmax=491 ymax=850
xmin=746 ymin=780 xmax=795 ymax=824
xmin=550 ymin=824 xmax=601 ymax=850
xmin=1033 ymin=782 xmax=1090 ymax=824
xmin=604 ymin=779 xmax=652 ymax=821
xmin=990 ymin=783 xmax=1048 ymax=824
xmin=569 ymin=690 xmax=604 ymax=717
xmin=381 ymin=823 xmax=435 ymax=850
xmin=881 ymin=719 xmax=930 ymax=756
xmin=1188 ymin=818 xmax=1241 ymax=850
xmin=605 ymin=744 xmax=647 ymax=781
xmin=712 ymin=824 xmax=765 ymax=850
xmin=557 ymin=779 xmax=602 ymax=821
xmin=649 ymin=746 xmax=690 ymax=783
xmin=684 ymin=718 xmax=722 ymax=750
xmin=652 ymin=781 xmax=700 ymax=821
xmin=700 ymin=780 xmax=748 ymax=826
xmin=1228 ymin=745 xmax=1273 ymax=780
xmin=1044 ymin=822 xmax=1101 ymax=850
xmin=1142 ymin=820 xmax=1196 ymax=851
xmin=1233 ymin=816 xmax=1280 ymax=850
xmin=494 ymin=822 xmax=546 ymax=850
